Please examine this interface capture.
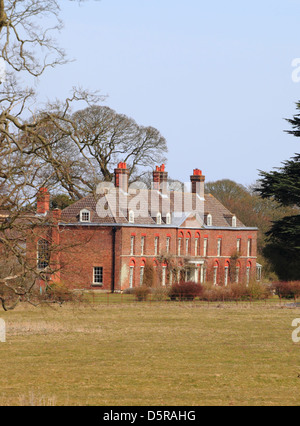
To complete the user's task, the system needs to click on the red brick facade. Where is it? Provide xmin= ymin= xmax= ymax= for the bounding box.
xmin=33 ymin=165 xmax=258 ymax=291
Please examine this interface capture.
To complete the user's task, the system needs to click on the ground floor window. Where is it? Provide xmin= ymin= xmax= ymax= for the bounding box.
xmin=93 ymin=267 xmax=103 ymax=286
xmin=224 ymin=265 xmax=229 ymax=287
xmin=162 ymin=266 xmax=167 ymax=286
xmin=37 ymin=239 xmax=50 ymax=270
xmin=129 ymin=266 xmax=134 ymax=288
xmin=256 ymin=263 xmax=262 ymax=281
xmin=213 ymin=264 xmax=219 ymax=286
xmin=140 ymin=266 xmax=145 ymax=286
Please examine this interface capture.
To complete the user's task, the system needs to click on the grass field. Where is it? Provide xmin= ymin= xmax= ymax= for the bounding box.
xmin=0 ymin=300 xmax=299 ymax=406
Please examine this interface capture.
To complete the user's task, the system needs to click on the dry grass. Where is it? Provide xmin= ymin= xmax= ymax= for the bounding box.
xmin=0 ymin=302 xmax=299 ymax=406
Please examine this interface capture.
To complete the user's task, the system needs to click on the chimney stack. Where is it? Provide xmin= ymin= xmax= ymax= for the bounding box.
xmin=153 ymin=164 xmax=168 ymax=193
xmin=114 ymin=162 xmax=129 ymax=193
xmin=37 ymin=188 xmax=50 ymax=215
xmin=191 ymin=169 xmax=205 ymax=199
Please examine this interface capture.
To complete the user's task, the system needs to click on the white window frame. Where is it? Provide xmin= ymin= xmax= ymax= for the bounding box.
xmin=237 ymin=238 xmax=241 ymax=254
xmin=195 ymin=237 xmax=199 ymax=257
xmin=166 ymin=237 xmax=171 ymax=254
xmin=185 ymin=238 xmax=190 ymax=256
xmin=224 ymin=266 xmax=229 ymax=287
xmin=213 ymin=266 xmax=218 ymax=286
xmin=37 ymin=239 xmax=50 ymax=270
xmin=232 ymin=216 xmax=237 ymax=228
xmin=156 ymin=212 xmax=162 ymax=225
xmin=80 ymin=209 xmax=91 ymax=223
xmin=207 ymin=214 xmax=212 ymax=227
xmin=93 ymin=267 xmax=103 ymax=286
xmin=162 ymin=266 xmax=167 ymax=287
xmin=130 ymin=236 xmax=135 ymax=256
xmin=217 ymin=238 xmax=222 ymax=257
xmin=247 ymin=239 xmax=252 ymax=257
xmin=166 ymin=213 xmax=171 ymax=225
xmin=140 ymin=266 xmax=145 ymax=286
xmin=154 ymin=237 xmax=159 ymax=256
xmin=141 ymin=236 xmax=145 ymax=256
xmin=203 ymin=238 xmax=208 ymax=257
xmin=129 ymin=210 xmax=135 ymax=224
xmin=178 ymin=238 xmax=182 ymax=256
xmin=129 ymin=266 xmax=134 ymax=288
xmin=236 ymin=266 xmax=240 ymax=284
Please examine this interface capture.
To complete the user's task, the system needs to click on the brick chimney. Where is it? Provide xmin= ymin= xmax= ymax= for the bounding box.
xmin=153 ymin=164 xmax=168 ymax=193
xmin=114 ymin=162 xmax=130 ymax=193
xmin=190 ymin=169 xmax=205 ymax=199
xmin=37 ymin=188 xmax=50 ymax=215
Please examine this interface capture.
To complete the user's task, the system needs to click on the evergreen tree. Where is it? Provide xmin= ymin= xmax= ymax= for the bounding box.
xmin=256 ymin=103 xmax=300 ymax=280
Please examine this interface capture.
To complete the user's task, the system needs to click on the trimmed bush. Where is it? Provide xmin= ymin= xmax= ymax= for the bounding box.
xmin=169 ymin=282 xmax=203 ymax=301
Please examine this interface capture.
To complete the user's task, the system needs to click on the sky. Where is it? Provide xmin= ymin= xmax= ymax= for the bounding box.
xmin=31 ymin=0 xmax=300 ymax=186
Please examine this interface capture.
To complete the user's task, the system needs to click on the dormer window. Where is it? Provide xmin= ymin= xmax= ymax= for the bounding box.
xmin=80 ymin=209 xmax=91 ymax=223
xmin=166 ymin=213 xmax=171 ymax=225
xmin=232 ymin=216 xmax=237 ymax=228
xmin=207 ymin=214 xmax=212 ymax=227
xmin=129 ymin=210 xmax=135 ymax=224
xmin=156 ymin=213 xmax=162 ymax=225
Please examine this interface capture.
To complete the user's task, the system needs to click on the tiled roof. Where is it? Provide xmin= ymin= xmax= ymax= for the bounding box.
xmin=61 ymin=188 xmax=248 ymax=229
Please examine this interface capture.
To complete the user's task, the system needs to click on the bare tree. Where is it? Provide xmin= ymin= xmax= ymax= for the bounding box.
xmin=0 ymin=0 xmax=101 ymax=309
xmin=32 ymin=105 xmax=168 ymax=198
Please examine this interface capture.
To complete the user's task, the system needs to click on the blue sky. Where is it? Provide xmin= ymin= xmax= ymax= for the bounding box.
xmin=34 ymin=0 xmax=300 ymax=185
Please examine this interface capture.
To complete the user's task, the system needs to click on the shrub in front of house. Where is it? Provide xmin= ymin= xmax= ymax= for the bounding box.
xmin=272 ymin=281 xmax=300 ymax=300
xmin=134 ymin=286 xmax=151 ymax=301
xmin=169 ymin=282 xmax=203 ymax=301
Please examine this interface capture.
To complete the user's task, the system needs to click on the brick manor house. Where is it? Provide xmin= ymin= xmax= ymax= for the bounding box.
xmin=34 ymin=164 xmax=259 ymax=291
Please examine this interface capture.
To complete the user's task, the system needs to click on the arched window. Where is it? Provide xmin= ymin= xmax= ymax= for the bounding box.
xmin=37 ymin=239 xmax=50 ymax=270
xmin=213 ymin=261 xmax=219 ymax=286
xmin=156 ymin=212 xmax=162 ymax=225
xmin=246 ymin=261 xmax=252 ymax=286
xmin=185 ymin=232 xmax=191 ymax=256
xmin=207 ymin=214 xmax=212 ymax=227
xmin=80 ymin=209 xmax=90 ymax=223
xmin=195 ymin=233 xmax=200 ymax=256
xmin=129 ymin=210 xmax=135 ymax=224
xmin=166 ymin=213 xmax=171 ymax=225
xmin=129 ymin=259 xmax=135 ymax=288
xmin=232 ymin=216 xmax=237 ymax=228
xmin=224 ymin=261 xmax=230 ymax=287
xmin=140 ymin=261 xmax=145 ymax=286
xmin=236 ymin=261 xmax=241 ymax=284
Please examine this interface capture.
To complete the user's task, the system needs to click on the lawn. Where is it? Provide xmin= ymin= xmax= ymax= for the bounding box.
xmin=0 ymin=301 xmax=299 ymax=406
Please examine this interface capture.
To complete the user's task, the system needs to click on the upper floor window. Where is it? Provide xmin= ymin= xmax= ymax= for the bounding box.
xmin=37 ymin=239 xmax=50 ymax=270
xmin=237 ymin=238 xmax=241 ymax=254
xmin=166 ymin=237 xmax=171 ymax=254
xmin=130 ymin=236 xmax=135 ymax=256
xmin=156 ymin=213 xmax=162 ymax=225
xmin=154 ymin=237 xmax=160 ymax=256
xmin=203 ymin=238 xmax=208 ymax=257
xmin=207 ymin=214 xmax=212 ymax=227
xmin=166 ymin=213 xmax=171 ymax=225
xmin=217 ymin=238 xmax=222 ymax=257
xmin=195 ymin=237 xmax=200 ymax=257
xmin=80 ymin=209 xmax=90 ymax=223
xmin=178 ymin=238 xmax=182 ymax=256
xmin=129 ymin=210 xmax=135 ymax=224
xmin=247 ymin=238 xmax=252 ymax=257
xmin=141 ymin=236 xmax=145 ymax=256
